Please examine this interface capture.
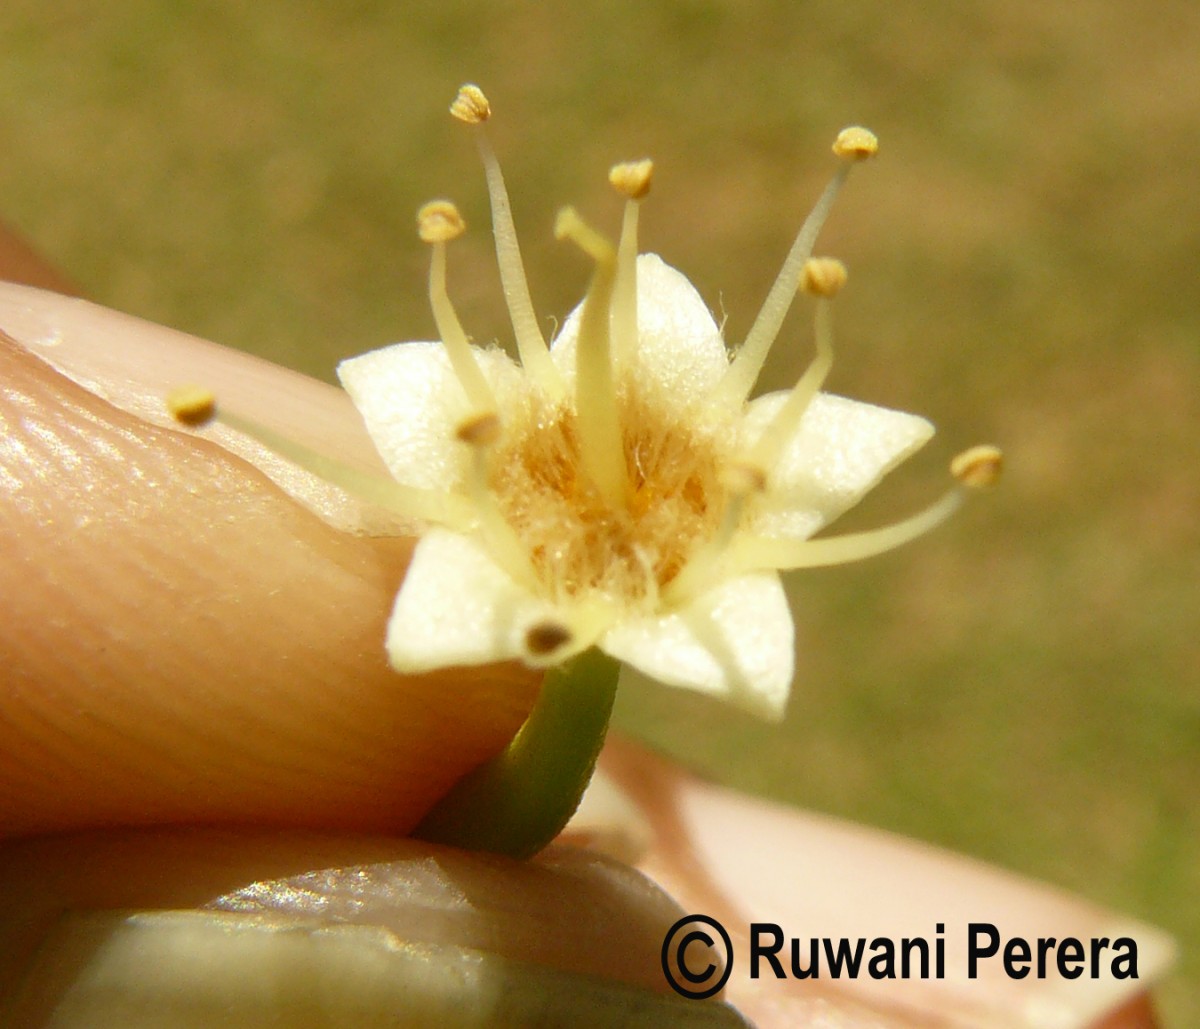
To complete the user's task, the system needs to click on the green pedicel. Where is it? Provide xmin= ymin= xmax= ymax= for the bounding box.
xmin=414 ymin=647 xmax=619 ymax=858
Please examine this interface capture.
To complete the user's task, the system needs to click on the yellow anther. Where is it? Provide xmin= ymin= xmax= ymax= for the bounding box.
xmin=524 ymin=621 xmax=574 ymax=657
xmin=609 ymin=159 xmax=654 ymax=200
xmin=450 ymin=84 xmax=491 ymax=124
xmin=455 ymin=411 xmax=502 ymax=447
xmin=166 ymin=385 xmax=217 ymax=427
xmin=800 ymin=257 xmax=848 ymax=298
xmin=951 ymin=445 xmax=1004 ymax=488
xmin=417 ymin=200 xmax=466 ymax=243
xmin=832 ymin=126 xmax=879 ymax=161
xmin=720 ymin=460 xmax=768 ymax=497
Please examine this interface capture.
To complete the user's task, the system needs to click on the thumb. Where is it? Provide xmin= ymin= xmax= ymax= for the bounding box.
xmin=0 ymin=283 xmax=539 ymax=838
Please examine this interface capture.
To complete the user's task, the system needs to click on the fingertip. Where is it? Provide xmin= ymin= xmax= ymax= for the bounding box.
xmin=0 ymin=309 xmax=539 ymax=839
xmin=0 ymin=830 xmax=743 ymax=1026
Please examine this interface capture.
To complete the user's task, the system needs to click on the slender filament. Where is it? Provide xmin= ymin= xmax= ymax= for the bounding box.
xmin=731 ymin=488 xmax=964 ymax=572
xmin=612 ymin=199 xmax=641 ymax=373
xmin=744 ymin=297 xmax=835 ymax=474
xmin=714 ymin=163 xmax=851 ymax=409
xmin=428 ymin=242 xmax=497 ymax=415
xmin=474 ymin=127 xmax=564 ymax=400
xmin=662 ymin=490 xmax=751 ymax=606
xmin=464 ymin=440 xmax=540 ymax=590
xmin=556 ymin=208 xmax=628 ymax=510
xmin=217 ymin=409 xmax=473 ymax=528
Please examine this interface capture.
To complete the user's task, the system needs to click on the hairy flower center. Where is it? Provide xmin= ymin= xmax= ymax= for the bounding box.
xmin=491 ymin=384 xmax=729 ymax=608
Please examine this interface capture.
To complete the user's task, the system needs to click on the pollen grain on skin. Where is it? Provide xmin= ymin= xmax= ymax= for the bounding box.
xmin=166 ymin=385 xmax=217 ymax=427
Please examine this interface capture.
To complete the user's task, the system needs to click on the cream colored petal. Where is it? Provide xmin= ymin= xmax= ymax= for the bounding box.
xmin=742 ymin=391 xmax=935 ymax=539
xmin=385 ymin=529 xmax=561 ymax=673
xmin=601 ymin=573 xmax=793 ymax=720
xmin=337 ymin=343 xmax=524 ymax=493
xmin=551 ymin=254 xmax=729 ymax=405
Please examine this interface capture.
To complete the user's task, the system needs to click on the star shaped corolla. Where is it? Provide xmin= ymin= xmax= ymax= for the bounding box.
xmin=330 ymin=86 xmax=997 ymax=721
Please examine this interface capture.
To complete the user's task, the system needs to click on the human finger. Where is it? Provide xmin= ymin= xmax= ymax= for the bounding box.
xmin=0 ymin=281 xmax=539 ymax=838
xmin=567 ymin=739 xmax=1173 ymax=1028
xmin=0 ymin=827 xmax=745 ymax=1027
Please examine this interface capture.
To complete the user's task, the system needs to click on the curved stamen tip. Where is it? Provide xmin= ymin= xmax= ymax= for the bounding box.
xmin=553 ymin=206 xmax=578 ymax=240
xmin=455 ymin=411 xmax=502 ymax=447
xmin=951 ymin=444 xmax=1004 ymax=488
xmin=524 ymin=620 xmax=574 ymax=658
xmin=166 ymin=385 xmax=217 ymax=427
xmin=832 ymin=126 xmax=879 ymax=161
xmin=609 ymin=159 xmax=654 ymax=200
xmin=554 ymin=206 xmax=615 ymax=264
xmin=801 ymin=256 xmax=848 ymax=298
xmin=450 ymin=83 xmax=491 ymax=124
xmin=417 ymin=200 xmax=466 ymax=243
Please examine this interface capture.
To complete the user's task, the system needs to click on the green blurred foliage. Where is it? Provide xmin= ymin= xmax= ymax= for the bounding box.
xmin=2 ymin=1 xmax=1196 ymax=1020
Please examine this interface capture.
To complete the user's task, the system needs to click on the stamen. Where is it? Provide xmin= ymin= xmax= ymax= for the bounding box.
xmin=720 ymin=459 xmax=768 ymax=497
xmin=535 ymin=597 xmax=617 ymax=662
xmin=450 ymin=84 xmax=564 ymax=401
xmin=800 ymin=255 xmax=849 ymax=298
xmin=731 ymin=441 xmax=997 ymax=574
xmin=832 ymin=126 xmax=880 ymax=161
xmin=167 ymin=395 xmax=473 ymax=528
xmin=609 ymin=159 xmax=653 ymax=373
xmin=524 ymin=620 xmax=574 ymax=657
xmin=455 ymin=411 xmax=502 ymax=447
xmin=742 ymin=257 xmax=845 ymax=475
xmin=732 ymin=489 xmax=963 ymax=572
xmin=417 ymin=199 xmax=466 ymax=243
xmin=951 ymin=444 xmax=1003 ymax=488
xmin=714 ymin=126 xmax=878 ymax=409
xmin=448 ymin=84 xmax=490 ymax=124
xmin=459 ymin=416 xmax=540 ymax=590
xmin=418 ymin=201 xmax=498 ymax=417
xmin=554 ymin=206 xmax=628 ymax=510
xmin=608 ymin=159 xmax=654 ymax=201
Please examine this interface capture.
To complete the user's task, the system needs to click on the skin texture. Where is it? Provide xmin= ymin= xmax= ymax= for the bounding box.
xmin=0 ymin=326 xmax=541 ymax=838
xmin=0 ymin=237 xmax=1165 ymax=1026
xmin=592 ymin=739 xmax=1168 ymax=1028
xmin=0 ymin=830 xmax=701 ymax=1016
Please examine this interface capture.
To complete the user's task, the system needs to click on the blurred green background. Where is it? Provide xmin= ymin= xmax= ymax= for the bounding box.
xmin=2 ymin=1 xmax=1196 ymax=1021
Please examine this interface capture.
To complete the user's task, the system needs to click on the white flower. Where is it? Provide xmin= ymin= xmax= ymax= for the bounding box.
xmin=330 ymin=86 xmax=997 ymax=721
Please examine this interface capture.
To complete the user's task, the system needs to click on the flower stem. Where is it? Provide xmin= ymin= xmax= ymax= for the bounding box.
xmin=413 ymin=648 xmax=620 ymax=858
